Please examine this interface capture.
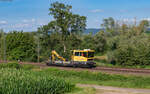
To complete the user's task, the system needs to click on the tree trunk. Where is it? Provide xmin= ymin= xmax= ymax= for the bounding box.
xmin=63 ymin=43 xmax=66 ymax=53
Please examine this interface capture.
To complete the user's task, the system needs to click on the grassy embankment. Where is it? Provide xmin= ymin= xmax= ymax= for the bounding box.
xmin=42 ymin=68 xmax=150 ymax=89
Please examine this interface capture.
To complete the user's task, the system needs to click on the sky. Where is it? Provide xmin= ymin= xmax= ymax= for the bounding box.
xmin=0 ymin=0 xmax=150 ymax=32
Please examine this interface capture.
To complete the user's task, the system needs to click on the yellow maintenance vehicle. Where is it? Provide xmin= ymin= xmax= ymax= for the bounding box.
xmin=46 ymin=49 xmax=96 ymax=68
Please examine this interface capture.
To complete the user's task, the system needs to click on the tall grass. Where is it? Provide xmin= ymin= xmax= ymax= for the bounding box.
xmin=0 ymin=62 xmax=39 ymax=70
xmin=0 ymin=62 xmax=22 ymax=69
xmin=0 ymin=68 xmax=74 ymax=94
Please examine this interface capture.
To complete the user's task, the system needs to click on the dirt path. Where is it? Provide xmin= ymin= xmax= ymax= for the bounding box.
xmin=77 ymin=84 xmax=150 ymax=94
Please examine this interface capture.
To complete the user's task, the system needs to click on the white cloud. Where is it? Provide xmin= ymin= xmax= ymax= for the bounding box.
xmin=22 ymin=18 xmax=36 ymax=23
xmin=2 ymin=18 xmax=50 ymax=32
xmin=141 ymin=18 xmax=150 ymax=21
xmin=0 ymin=21 xmax=7 ymax=25
xmin=8 ymin=19 xmax=48 ymax=31
xmin=11 ymin=23 xmax=30 ymax=28
xmin=90 ymin=9 xmax=103 ymax=13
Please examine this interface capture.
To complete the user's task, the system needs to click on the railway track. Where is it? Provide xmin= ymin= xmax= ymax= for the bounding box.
xmin=19 ymin=62 xmax=150 ymax=75
xmin=1 ymin=61 xmax=150 ymax=75
xmin=94 ymin=67 xmax=150 ymax=74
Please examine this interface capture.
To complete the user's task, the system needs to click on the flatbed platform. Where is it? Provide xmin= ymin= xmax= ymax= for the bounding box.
xmin=46 ymin=61 xmax=96 ymax=68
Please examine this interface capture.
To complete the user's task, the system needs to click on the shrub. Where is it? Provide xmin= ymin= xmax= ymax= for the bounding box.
xmin=0 ymin=68 xmax=74 ymax=94
xmin=0 ymin=62 xmax=22 ymax=69
xmin=107 ymin=34 xmax=150 ymax=66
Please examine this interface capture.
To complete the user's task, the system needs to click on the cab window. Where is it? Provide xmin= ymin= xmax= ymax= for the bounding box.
xmin=82 ymin=52 xmax=87 ymax=57
xmin=88 ymin=52 xmax=94 ymax=57
xmin=75 ymin=52 xmax=80 ymax=56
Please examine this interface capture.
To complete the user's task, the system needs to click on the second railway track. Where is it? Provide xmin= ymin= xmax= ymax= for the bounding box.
xmin=94 ymin=67 xmax=150 ymax=74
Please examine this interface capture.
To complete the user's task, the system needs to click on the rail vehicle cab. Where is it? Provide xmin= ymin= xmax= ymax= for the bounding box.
xmin=71 ymin=49 xmax=95 ymax=62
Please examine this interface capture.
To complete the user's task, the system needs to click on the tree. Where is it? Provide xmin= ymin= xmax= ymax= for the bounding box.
xmin=0 ymin=30 xmax=3 ymax=60
xmin=48 ymin=2 xmax=86 ymax=52
xmin=34 ymin=32 xmax=43 ymax=62
xmin=80 ymin=33 xmax=95 ymax=50
xmin=138 ymin=20 xmax=149 ymax=33
xmin=110 ymin=34 xmax=150 ymax=66
xmin=121 ymin=24 xmax=128 ymax=33
xmin=6 ymin=31 xmax=37 ymax=62
xmin=0 ymin=30 xmax=7 ymax=62
xmin=94 ymin=31 xmax=107 ymax=53
xmin=101 ymin=17 xmax=115 ymax=32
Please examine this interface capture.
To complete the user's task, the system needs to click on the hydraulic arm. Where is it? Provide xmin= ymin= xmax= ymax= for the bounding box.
xmin=51 ymin=50 xmax=66 ymax=62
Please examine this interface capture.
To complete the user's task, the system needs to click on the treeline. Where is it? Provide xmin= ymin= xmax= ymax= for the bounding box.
xmin=0 ymin=30 xmax=106 ymax=62
xmin=0 ymin=2 xmax=150 ymax=67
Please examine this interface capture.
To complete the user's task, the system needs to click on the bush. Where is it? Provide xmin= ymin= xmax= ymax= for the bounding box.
xmin=0 ymin=62 xmax=22 ymax=69
xmin=108 ymin=34 xmax=150 ymax=66
xmin=0 ymin=68 xmax=74 ymax=94
xmin=6 ymin=31 xmax=37 ymax=62
xmin=0 ymin=62 xmax=39 ymax=70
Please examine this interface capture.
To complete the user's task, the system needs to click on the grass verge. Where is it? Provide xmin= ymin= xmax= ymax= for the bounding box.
xmin=0 ymin=62 xmax=39 ymax=70
xmin=67 ymin=87 xmax=96 ymax=94
xmin=41 ymin=68 xmax=150 ymax=89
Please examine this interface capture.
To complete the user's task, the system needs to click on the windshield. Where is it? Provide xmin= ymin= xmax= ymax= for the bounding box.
xmin=75 ymin=52 xmax=94 ymax=58
xmin=88 ymin=52 xmax=94 ymax=57
xmin=75 ymin=52 xmax=87 ymax=57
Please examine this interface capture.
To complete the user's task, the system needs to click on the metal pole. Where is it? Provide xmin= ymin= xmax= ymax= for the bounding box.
xmin=3 ymin=32 xmax=6 ymax=63
xmin=37 ymin=35 xmax=40 ymax=63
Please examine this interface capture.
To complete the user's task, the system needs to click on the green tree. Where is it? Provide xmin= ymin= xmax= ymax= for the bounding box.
xmin=101 ymin=17 xmax=115 ymax=32
xmin=94 ymin=31 xmax=107 ymax=53
xmin=0 ymin=30 xmax=4 ymax=60
xmin=138 ymin=20 xmax=149 ymax=33
xmin=80 ymin=33 xmax=95 ymax=50
xmin=6 ymin=31 xmax=37 ymax=62
xmin=0 ymin=30 xmax=6 ymax=62
xmin=48 ymin=1 xmax=86 ymax=52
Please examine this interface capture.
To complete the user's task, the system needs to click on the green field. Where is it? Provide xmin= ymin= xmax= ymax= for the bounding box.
xmin=41 ymin=68 xmax=150 ymax=89
xmin=0 ymin=62 xmax=150 ymax=94
xmin=0 ymin=63 xmax=74 ymax=94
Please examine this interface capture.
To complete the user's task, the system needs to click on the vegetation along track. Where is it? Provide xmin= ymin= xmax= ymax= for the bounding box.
xmin=18 ymin=62 xmax=150 ymax=75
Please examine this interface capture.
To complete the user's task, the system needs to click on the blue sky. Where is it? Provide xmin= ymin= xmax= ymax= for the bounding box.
xmin=0 ymin=0 xmax=150 ymax=32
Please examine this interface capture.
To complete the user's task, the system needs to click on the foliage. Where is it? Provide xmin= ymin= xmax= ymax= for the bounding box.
xmin=38 ymin=2 xmax=86 ymax=53
xmin=0 ymin=62 xmax=40 ymax=70
xmin=101 ymin=17 xmax=115 ymax=31
xmin=94 ymin=31 xmax=107 ymax=53
xmin=6 ymin=31 xmax=37 ymax=62
xmin=0 ymin=62 xmax=22 ymax=69
xmin=108 ymin=34 xmax=150 ymax=66
xmin=0 ymin=68 xmax=74 ymax=94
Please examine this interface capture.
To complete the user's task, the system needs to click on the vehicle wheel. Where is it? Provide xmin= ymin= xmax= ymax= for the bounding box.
xmin=46 ymin=62 xmax=53 ymax=66
xmin=73 ymin=64 xmax=77 ymax=68
xmin=88 ymin=65 xmax=95 ymax=68
xmin=46 ymin=63 xmax=50 ymax=66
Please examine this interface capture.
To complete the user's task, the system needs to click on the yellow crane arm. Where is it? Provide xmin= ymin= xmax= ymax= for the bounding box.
xmin=51 ymin=50 xmax=66 ymax=61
